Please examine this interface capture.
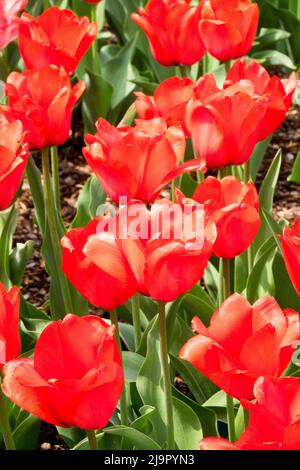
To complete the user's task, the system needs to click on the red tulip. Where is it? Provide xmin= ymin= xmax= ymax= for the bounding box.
xmin=180 ymin=294 xmax=300 ymax=400
xmin=83 ymin=117 xmax=202 ymax=204
xmin=0 ymin=282 xmax=20 ymax=368
xmin=0 ymin=114 xmax=29 ymax=210
xmin=2 ymin=65 xmax=85 ymax=149
xmin=18 ymin=7 xmax=97 ymax=75
xmin=200 ymin=376 xmax=300 ymax=450
xmin=134 ymin=77 xmax=194 ymax=136
xmin=225 ymin=58 xmax=298 ymax=140
xmin=61 ymin=217 xmax=138 ymax=309
xmin=131 ymin=0 xmax=206 ymax=66
xmin=183 ymin=176 xmax=261 ymax=258
xmin=0 ymin=0 xmax=27 ymax=50
xmin=2 ymin=314 xmax=123 ymax=430
xmin=279 ymin=217 xmax=300 ymax=297
xmin=199 ymin=0 xmax=259 ymax=62
xmin=186 ymin=73 xmax=268 ymax=170
xmin=62 ymin=200 xmax=216 ymax=305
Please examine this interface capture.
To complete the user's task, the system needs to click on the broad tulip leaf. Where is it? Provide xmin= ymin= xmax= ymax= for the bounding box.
xmin=250 ymin=136 xmax=272 ymax=182
xmin=273 ymin=252 xmax=300 ymax=311
xmin=251 ymin=50 xmax=296 ymax=70
xmin=123 ymin=351 xmax=144 ymax=383
xmin=288 ymin=151 xmax=300 ymax=183
xmin=9 ymin=241 xmax=35 ymax=286
xmin=103 ymin=425 xmax=160 ymax=450
xmin=82 ymin=70 xmax=114 ymax=133
xmin=172 ymin=397 xmax=202 ymax=450
xmin=12 ymin=413 xmax=41 ymax=450
xmin=71 ymin=175 xmax=106 ymax=228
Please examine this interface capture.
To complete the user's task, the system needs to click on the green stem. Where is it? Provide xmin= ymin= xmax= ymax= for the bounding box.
xmin=244 ymin=160 xmax=254 ymax=274
xmin=90 ymin=5 xmax=100 ymax=74
xmin=43 ymin=0 xmax=49 ymax=10
xmin=0 ymin=383 xmax=15 ymax=450
xmin=226 ymin=395 xmax=236 ymax=442
xmin=131 ymin=295 xmax=141 ymax=350
xmin=158 ymin=301 xmax=175 ymax=450
xmin=50 ymin=146 xmax=61 ymax=214
xmin=224 ymin=60 xmax=231 ymax=75
xmin=42 ymin=147 xmax=74 ymax=317
xmin=110 ymin=308 xmax=128 ymax=426
xmin=243 ymin=408 xmax=250 ymax=429
xmin=86 ymin=430 xmax=98 ymax=450
xmin=171 ymin=179 xmax=176 ymax=202
xmin=178 ymin=65 xmax=188 ymax=78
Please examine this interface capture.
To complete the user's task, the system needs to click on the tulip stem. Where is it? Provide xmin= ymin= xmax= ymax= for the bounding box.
xmin=0 ymin=382 xmax=15 ymax=450
xmin=50 ymin=146 xmax=61 ymax=214
xmin=158 ymin=301 xmax=175 ymax=450
xmin=132 ymin=294 xmax=141 ymax=350
xmin=42 ymin=147 xmax=74 ymax=317
xmin=225 ymin=61 xmax=231 ymax=75
xmin=86 ymin=430 xmax=98 ymax=450
xmin=90 ymin=5 xmax=100 ymax=74
xmin=226 ymin=394 xmax=236 ymax=442
xmin=178 ymin=65 xmax=188 ymax=78
xmin=110 ymin=308 xmax=129 ymax=426
xmin=244 ymin=161 xmax=254 ymax=274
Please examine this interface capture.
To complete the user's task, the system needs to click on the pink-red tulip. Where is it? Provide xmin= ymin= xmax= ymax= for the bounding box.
xmin=131 ymin=0 xmax=206 ymax=66
xmin=199 ymin=0 xmax=259 ymax=62
xmin=62 ymin=200 xmax=216 ymax=306
xmin=2 ymin=314 xmax=123 ymax=430
xmin=279 ymin=217 xmax=300 ymax=297
xmin=180 ymin=294 xmax=300 ymax=400
xmin=0 ymin=114 xmax=29 ymax=210
xmin=186 ymin=74 xmax=268 ymax=170
xmin=134 ymin=77 xmax=194 ymax=136
xmin=0 ymin=0 xmax=27 ymax=50
xmin=225 ymin=58 xmax=297 ymax=140
xmin=83 ymin=117 xmax=202 ymax=204
xmin=0 ymin=282 xmax=20 ymax=368
xmin=2 ymin=65 xmax=85 ymax=149
xmin=200 ymin=376 xmax=300 ymax=450
xmin=181 ymin=176 xmax=260 ymax=259
xmin=18 ymin=7 xmax=97 ymax=75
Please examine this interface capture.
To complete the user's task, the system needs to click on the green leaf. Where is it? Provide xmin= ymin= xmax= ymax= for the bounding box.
xmin=9 ymin=241 xmax=34 ymax=286
xmin=131 ymin=406 xmax=156 ymax=434
xmin=251 ymin=50 xmax=296 ymax=69
xmin=288 ymin=151 xmax=300 ymax=183
xmin=82 ymin=70 xmax=113 ymax=133
xmin=172 ymin=397 xmax=202 ymax=450
xmin=13 ymin=414 xmax=41 ymax=450
xmin=123 ymin=351 xmax=144 ymax=383
xmin=72 ymin=175 xmax=107 ymax=228
xmin=254 ymin=28 xmax=291 ymax=51
xmin=250 ymin=136 xmax=272 ymax=182
xmin=103 ymin=426 xmax=160 ymax=450
xmin=273 ymin=252 xmax=300 ymax=310
xmin=0 ymin=205 xmax=18 ymax=286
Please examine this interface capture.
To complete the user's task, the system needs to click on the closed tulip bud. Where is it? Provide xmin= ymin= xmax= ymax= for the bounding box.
xmin=134 ymin=77 xmax=194 ymax=136
xmin=200 ymin=377 xmax=300 ymax=450
xmin=0 ymin=114 xmax=29 ymax=210
xmin=279 ymin=217 xmax=300 ymax=297
xmin=83 ymin=117 xmax=202 ymax=204
xmin=18 ymin=7 xmax=97 ymax=75
xmin=131 ymin=0 xmax=206 ymax=66
xmin=0 ymin=282 xmax=20 ymax=368
xmin=180 ymin=294 xmax=300 ymax=400
xmin=187 ymin=176 xmax=260 ymax=259
xmin=0 ymin=0 xmax=27 ymax=50
xmin=2 ymin=65 xmax=85 ymax=150
xmin=2 ymin=314 xmax=124 ymax=430
xmin=199 ymin=0 xmax=259 ymax=62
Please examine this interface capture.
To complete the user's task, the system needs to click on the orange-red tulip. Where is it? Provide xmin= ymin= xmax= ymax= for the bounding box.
xmin=199 ymin=0 xmax=259 ymax=62
xmin=180 ymin=294 xmax=300 ymax=400
xmin=134 ymin=77 xmax=194 ymax=136
xmin=186 ymin=74 xmax=268 ymax=170
xmin=0 ymin=0 xmax=27 ymax=50
xmin=62 ymin=200 xmax=216 ymax=306
xmin=2 ymin=65 xmax=85 ymax=149
xmin=2 ymin=314 xmax=123 ymax=430
xmin=225 ymin=58 xmax=297 ymax=140
xmin=131 ymin=0 xmax=206 ymax=66
xmin=0 ymin=282 xmax=20 ymax=368
xmin=184 ymin=176 xmax=260 ymax=258
xmin=83 ymin=118 xmax=202 ymax=204
xmin=18 ymin=7 xmax=97 ymax=75
xmin=0 ymin=114 xmax=29 ymax=210
xmin=279 ymin=217 xmax=300 ymax=297
xmin=200 ymin=376 xmax=300 ymax=450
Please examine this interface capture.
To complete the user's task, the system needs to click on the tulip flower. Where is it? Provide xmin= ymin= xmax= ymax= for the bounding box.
xmin=198 ymin=0 xmax=259 ymax=62
xmin=18 ymin=7 xmax=97 ymax=75
xmin=0 ymin=114 xmax=29 ymax=210
xmin=131 ymin=0 xmax=206 ymax=66
xmin=225 ymin=58 xmax=298 ymax=140
xmin=200 ymin=376 xmax=300 ymax=450
xmin=0 ymin=282 xmax=20 ymax=368
xmin=186 ymin=74 xmax=268 ymax=170
xmin=2 ymin=314 xmax=124 ymax=430
xmin=279 ymin=217 xmax=300 ymax=297
xmin=83 ymin=117 xmax=203 ymax=204
xmin=180 ymin=294 xmax=300 ymax=400
xmin=180 ymin=176 xmax=261 ymax=258
xmin=134 ymin=77 xmax=194 ymax=136
xmin=2 ymin=65 xmax=85 ymax=149
xmin=62 ymin=200 xmax=216 ymax=306
xmin=0 ymin=0 xmax=27 ymax=50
